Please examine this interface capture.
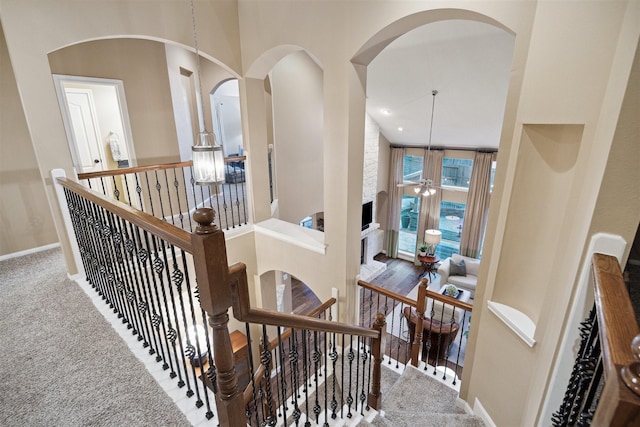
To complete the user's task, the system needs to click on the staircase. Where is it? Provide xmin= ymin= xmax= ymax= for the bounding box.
xmin=357 ymin=365 xmax=485 ymax=427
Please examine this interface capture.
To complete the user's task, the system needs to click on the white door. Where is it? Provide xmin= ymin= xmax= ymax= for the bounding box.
xmin=65 ymin=88 xmax=105 ymax=174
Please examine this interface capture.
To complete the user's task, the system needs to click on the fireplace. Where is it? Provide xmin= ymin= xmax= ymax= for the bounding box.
xmin=359 ymin=223 xmax=386 ymax=281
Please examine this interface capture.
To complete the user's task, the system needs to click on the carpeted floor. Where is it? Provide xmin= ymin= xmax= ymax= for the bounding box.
xmin=0 ymin=248 xmax=191 ymax=427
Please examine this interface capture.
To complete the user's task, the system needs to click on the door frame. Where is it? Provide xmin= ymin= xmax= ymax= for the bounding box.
xmin=52 ymin=74 xmax=137 ymax=172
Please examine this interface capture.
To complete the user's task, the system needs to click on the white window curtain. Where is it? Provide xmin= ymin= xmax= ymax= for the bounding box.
xmin=416 ymin=149 xmax=443 ymax=263
xmin=459 ymin=151 xmax=493 ymax=258
xmin=385 ymin=147 xmax=405 ymax=258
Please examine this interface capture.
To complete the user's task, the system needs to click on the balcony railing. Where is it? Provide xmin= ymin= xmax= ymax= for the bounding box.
xmin=552 ymin=253 xmax=640 ymax=426
xmin=53 ymin=170 xmax=386 ymax=426
xmin=357 ymin=277 xmax=473 ymax=388
xmin=76 ymin=157 xmax=248 ymax=232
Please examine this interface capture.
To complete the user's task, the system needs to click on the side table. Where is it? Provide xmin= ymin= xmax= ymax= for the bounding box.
xmin=417 ymin=254 xmax=440 ymax=281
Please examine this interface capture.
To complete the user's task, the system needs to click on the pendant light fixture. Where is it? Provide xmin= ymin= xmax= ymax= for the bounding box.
xmin=189 ymin=0 xmax=225 ymax=185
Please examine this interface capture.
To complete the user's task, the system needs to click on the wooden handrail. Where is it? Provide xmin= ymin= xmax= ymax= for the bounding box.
xmin=229 ymin=263 xmax=379 ymax=339
xmin=357 ymin=279 xmax=473 ymax=313
xmin=358 ymin=280 xmax=417 ymax=307
xmin=56 ymin=176 xmax=192 ymax=252
xmin=77 ymin=156 xmax=247 ymax=180
xmin=591 ymin=253 xmax=640 ymax=425
xmin=266 ymin=297 xmax=337 ymax=352
xmin=242 ymin=296 xmax=338 ymax=404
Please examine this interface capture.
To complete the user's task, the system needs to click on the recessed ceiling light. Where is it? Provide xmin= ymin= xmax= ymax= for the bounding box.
xmin=397 ymin=127 xmax=404 ymax=132
xmin=381 ymin=109 xmax=391 ymax=115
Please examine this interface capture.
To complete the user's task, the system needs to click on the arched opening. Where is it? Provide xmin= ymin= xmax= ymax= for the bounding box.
xmin=48 ymin=37 xmax=239 ymax=168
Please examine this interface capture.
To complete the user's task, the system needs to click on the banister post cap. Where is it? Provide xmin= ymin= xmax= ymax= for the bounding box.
xmin=193 ymin=208 xmax=218 ymax=234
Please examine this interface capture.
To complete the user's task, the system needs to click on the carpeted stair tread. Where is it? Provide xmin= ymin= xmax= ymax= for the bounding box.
xmin=374 ymin=411 xmax=485 ymax=427
xmin=383 ymin=365 xmax=466 ymax=414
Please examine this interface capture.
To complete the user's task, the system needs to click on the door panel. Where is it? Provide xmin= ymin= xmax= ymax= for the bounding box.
xmin=65 ymin=89 xmax=104 ymax=174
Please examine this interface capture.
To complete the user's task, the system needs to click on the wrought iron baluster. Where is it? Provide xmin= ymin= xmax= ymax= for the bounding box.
xmin=577 ymin=355 xmax=603 ymax=427
xmin=143 ymin=171 xmax=156 ymax=218
xmin=301 ymin=329 xmax=310 ymax=427
xmin=117 ymin=221 xmax=146 ymax=337
xmin=424 ymin=298 xmax=435 ymax=371
xmin=122 ymin=172 xmax=134 ymax=207
xmin=277 ymin=327 xmax=288 ymax=422
xmin=453 ymin=310 xmax=470 ymax=386
xmin=395 ymin=301 xmax=404 ymax=368
xmin=347 ymin=335 xmax=354 ymax=418
xmin=323 ymin=331 xmax=329 ymax=427
xmin=99 ymin=176 xmax=107 ymax=196
xmin=151 ymin=170 xmax=168 ymax=222
xmin=158 ymin=243 xmax=189 ymax=390
xmin=181 ymin=167 xmax=195 ymax=231
xmin=431 ymin=300 xmax=448 ymax=375
xmin=133 ymin=173 xmax=145 ymax=213
xmin=552 ymin=305 xmax=599 ymax=426
xmin=366 ymin=336 xmax=372 ymax=411
xmin=148 ymin=238 xmax=177 ymax=375
xmin=273 ymin=337 xmax=283 ymax=419
xmin=239 ymin=162 xmax=248 ymax=226
xmin=171 ymin=168 xmax=187 ymax=230
xmin=111 ymin=176 xmax=120 ymax=201
xmin=289 ymin=329 xmax=301 ymax=427
xmin=135 ymin=229 xmax=166 ymax=358
xmin=161 ymin=169 xmax=176 ymax=226
xmin=340 ymin=333 xmax=345 ymax=420
xmin=245 ymin=323 xmax=260 ymax=427
xmin=128 ymin=226 xmax=155 ymax=349
xmin=84 ymin=201 xmax=109 ymax=301
xmin=360 ymin=338 xmax=367 ymax=415
xmin=167 ymin=245 xmax=195 ymax=398
xmin=312 ymin=331 xmax=321 ymax=424
xmin=179 ymin=249 xmax=208 ymax=409
xmin=329 ymin=333 xmax=338 ymax=420
xmin=261 ymin=325 xmax=276 ymax=426
xmin=103 ymin=209 xmax=134 ymax=325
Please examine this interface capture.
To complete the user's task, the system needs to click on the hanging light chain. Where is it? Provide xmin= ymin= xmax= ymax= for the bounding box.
xmin=189 ymin=0 xmax=206 ymax=134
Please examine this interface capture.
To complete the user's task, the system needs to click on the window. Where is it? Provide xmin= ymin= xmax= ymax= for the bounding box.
xmin=490 ymin=160 xmax=497 ymax=193
xmin=436 ymin=201 xmax=465 ymax=259
xmin=403 ymin=155 xmax=423 ymax=182
xmin=398 ymin=195 xmax=420 ymax=254
xmin=442 ymin=158 xmax=472 ymax=189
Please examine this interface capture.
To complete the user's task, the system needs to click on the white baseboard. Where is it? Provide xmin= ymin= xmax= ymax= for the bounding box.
xmin=0 ymin=242 xmax=60 ymax=262
xmin=457 ymin=397 xmax=473 ymax=414
xmin=474 ymin=398 xmax=497 ymax=427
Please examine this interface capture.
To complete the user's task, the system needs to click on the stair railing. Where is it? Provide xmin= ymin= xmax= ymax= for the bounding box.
xmin=229 ymin=262 xmax=386 ymax=425
xmin=54 ymin=170 xmax=386 ymax=426
xmin=77 ymin=156 xmax=248 ymax=232
xmin=552 ymin=253 xmax=640 ymax=426
xmin=357 ymin=278 xmax=473 ymax=386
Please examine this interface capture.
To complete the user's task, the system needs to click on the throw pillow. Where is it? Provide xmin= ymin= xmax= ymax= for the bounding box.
xmin=450 ymin=259 xmax=467 ymax=276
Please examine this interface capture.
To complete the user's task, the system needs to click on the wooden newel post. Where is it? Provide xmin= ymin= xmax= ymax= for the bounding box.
xmin=411 ymin=278 xmax=429 ymax=366
xmin=368 ymin=312 xmax=386 ymax=410
xmin=191 ymin=208 xmax=245 ymax=427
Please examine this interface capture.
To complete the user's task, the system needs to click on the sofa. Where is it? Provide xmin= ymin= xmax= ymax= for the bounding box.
xmin=437 ymin=253 xmax=480 ymax=298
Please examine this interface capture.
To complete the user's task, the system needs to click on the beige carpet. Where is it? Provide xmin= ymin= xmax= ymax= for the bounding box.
xmin=0 ymin=248 xmax=191 ymax=426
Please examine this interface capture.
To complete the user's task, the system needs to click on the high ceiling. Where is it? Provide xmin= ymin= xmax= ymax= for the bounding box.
xmin=366 ymin=20 xmax=515 ymax=150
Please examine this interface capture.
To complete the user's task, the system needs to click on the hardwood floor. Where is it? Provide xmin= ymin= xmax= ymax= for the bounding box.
xmin=290 ymin=254 xmax=426 ymax=316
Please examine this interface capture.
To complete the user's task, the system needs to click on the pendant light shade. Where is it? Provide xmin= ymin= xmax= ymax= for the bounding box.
xmin=192 ymin=131 xmax=225 ymax=185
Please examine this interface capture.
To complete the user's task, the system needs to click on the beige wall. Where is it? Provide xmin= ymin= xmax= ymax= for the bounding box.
xmin=270 ymin=50 xmax=324 ymax=225
xmin=0 ymin=23 xmax=58 ymax=256
xmin=588 ymin=42 xmax=640 ymax=256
